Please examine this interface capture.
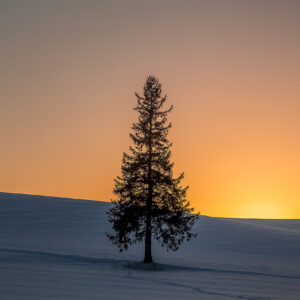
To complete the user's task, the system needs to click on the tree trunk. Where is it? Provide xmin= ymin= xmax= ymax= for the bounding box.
xmin=144 ymin=107 xmax=153 ymax=264
xmin=144 ymin=170 xmax=153 ymax=263
xmin=144 ymin=210 xmax=152 ymax=263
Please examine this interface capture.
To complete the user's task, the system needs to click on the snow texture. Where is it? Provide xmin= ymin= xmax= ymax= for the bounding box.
xmin=0 ymin=192 xmax=299 ymax=299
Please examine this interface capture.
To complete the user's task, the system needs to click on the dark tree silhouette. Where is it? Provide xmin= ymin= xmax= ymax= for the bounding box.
xmin=107 ymin=76 xmax=198 ymax=263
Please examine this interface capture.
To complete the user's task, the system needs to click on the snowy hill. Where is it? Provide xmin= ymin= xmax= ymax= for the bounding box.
xmin=0 ymin=192 xmax=299 ymax=299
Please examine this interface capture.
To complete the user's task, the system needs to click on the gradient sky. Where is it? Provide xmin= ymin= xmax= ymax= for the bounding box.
xmin=1 ymin=0 xmax=299 ymax=218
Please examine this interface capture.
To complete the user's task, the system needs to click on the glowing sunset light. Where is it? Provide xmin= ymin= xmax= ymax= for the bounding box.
xmin=237 ymin=202 xmax=289 ymax=220
xmin=0 ymin=1 xmax=299 ymax=219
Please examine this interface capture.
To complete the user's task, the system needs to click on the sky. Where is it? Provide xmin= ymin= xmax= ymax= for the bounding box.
xmin=1 ymin=0 xmax=299 ymax=218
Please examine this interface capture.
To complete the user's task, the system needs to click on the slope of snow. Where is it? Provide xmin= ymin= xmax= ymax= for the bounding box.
xmin=0 ymin=192 xmax=299 ymax=299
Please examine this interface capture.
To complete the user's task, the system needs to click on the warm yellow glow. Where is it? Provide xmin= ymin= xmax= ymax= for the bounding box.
xmin=237 ymin=202 xmax=289 ymax=219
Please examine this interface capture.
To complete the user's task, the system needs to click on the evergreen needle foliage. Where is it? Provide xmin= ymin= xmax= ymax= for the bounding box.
xmin=107 ymin=76 xmax=198 ymax=263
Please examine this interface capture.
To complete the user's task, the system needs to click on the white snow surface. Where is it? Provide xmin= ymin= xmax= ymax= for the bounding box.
xmin=0 ymin=192 xmax=300 ymax=300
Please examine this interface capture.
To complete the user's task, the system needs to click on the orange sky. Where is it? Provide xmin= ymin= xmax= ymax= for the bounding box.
xmin=1 ymin=0 xmax=299 ymax=218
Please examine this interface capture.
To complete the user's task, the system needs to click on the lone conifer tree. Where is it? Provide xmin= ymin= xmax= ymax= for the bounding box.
xmin=107 ymin=76 xmax=198 ymax=263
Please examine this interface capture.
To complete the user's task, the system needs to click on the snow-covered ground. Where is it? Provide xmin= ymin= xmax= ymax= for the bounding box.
xmin=0 ymin=192 xmax=299 ymax=300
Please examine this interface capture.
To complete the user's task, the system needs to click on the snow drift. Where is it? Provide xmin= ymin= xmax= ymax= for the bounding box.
xmin=0 ymin=192 xmax=299 ymax=299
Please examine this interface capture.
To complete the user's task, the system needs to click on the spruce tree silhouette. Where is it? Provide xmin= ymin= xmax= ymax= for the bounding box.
xmin=107 ymin=76 xmax=198 ymax=263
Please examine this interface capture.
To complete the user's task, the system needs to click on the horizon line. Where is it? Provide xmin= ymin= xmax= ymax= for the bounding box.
xmin=1 ymin=191 xmax=298 ymax=221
